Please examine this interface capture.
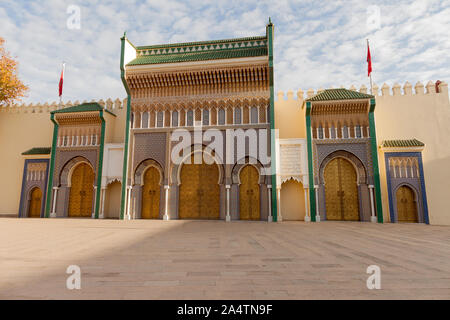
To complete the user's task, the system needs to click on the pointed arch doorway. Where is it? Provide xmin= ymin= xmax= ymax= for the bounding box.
xmin=324 ymin=157 xmax=360 ymax=221
xmin=179 ymin=154 xmax=220 ymax=219
xmin=141 ymin=167 xmax=161 ymax=219
xmin=396 ymin=185 xmax=418 ymax=223
xmin=239 ymin=165 xmax=260 ymax=220
xmin=28 ymin=187 xmax=42 ymax=218
xmin=68 ymin=163 xmax=95 ymax=217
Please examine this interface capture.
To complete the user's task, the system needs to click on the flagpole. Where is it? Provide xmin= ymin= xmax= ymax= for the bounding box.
xmin=367 ymin=39 xmax=373 ymax=94
xmin=59 ymin=62 xmax=65 ymax=108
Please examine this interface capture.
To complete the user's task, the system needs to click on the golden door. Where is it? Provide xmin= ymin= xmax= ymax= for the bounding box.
xmin=324 ymin=158 xmax=359 ymax=221
xmin=28 ymin=187 xmax=42 ymax=218
xmin=141 ymin=167 xmax=160 ymax=219
xmin=68 ymin=163 xmax=94 ymax=217
xmin=239 ymin=165 xmax=260 ymax=220
xmin=179 ymin=155 xmax=220 ymax=219
xmin=396 ymin=186 xmax=418 ymax=222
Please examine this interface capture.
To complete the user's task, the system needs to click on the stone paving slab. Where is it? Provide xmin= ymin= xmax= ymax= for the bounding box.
xmin=0 ymin=218 xmax=449 ymax=299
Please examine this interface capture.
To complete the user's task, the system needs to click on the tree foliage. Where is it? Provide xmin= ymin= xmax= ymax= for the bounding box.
xmin=0 ymin=37 xmax=28 ymax=106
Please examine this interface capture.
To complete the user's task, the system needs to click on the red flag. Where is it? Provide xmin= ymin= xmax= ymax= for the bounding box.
xmin=58 ymin=63 xmax=65 ymax=97
xmin=367 ymin=42 xmax=372 ymax=77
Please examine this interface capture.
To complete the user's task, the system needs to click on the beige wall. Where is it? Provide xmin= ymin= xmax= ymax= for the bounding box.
xmin=274 ymin=82 xmax=450 ymax=225
xmin=105 ymin=180 xmax=122 ymax=218
xmin=374 ymin=82 xmax=450 ymax=225
xmin=1 ymin=81 xmax=449 ymax=226
xmin=0 ymin=108 xmax=54 ymax=215
xmin=280 ymin=179 xmax=305 ymax=220
xmin=274 ymin=90 xmax=306 ymax=139
xmin=0 ymin=99 xmax=126 ymax=216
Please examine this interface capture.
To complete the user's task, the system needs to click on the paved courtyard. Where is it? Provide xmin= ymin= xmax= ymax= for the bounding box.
xmin=0 ymin=218 xmax=449 ymax=299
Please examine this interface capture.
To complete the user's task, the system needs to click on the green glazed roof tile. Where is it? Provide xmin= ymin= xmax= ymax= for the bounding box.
xmin=127 ymin=47 xmax=267 ymax=66
xmin=136 ymin=36 xmax=267 ymax=50
xmin=381 ymin=139 xmax=425 ymax=148
xmin=22 ymin=147 xmax=51 ymax=155
xmin=51 ymin=103 xmax=116 ymax=116
xmin=306 ymin=88 xmax=374 ymax=102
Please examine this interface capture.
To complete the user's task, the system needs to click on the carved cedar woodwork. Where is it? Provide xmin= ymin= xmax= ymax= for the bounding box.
xmin=324 ymin=158 xmax=359 ymax=221
xmin=239 ymin=165 xmax=260 ymax=220
xmin=179 ymin=155 xmax=220 ymax=219
xmin=396 ymin=186 xmax=418 ymax=222
xmin=28 ymin=187 xmax=42 ymax=218
xmin=141 ymin=167 xmax=160 ymax=219
xmin=68 ymin=163 xmax=94 ymax=217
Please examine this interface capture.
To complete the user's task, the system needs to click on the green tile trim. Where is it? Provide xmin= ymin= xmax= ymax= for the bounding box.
xmin=51 ymin=103 xmax=116 ymax=117
xmin=381 ymin=139 xmax=425 ymax=148
xmin=136 ymin=35 xmax=266 ymax=50
xmin=44 ymin=114 xmax=58 ymax=218
xmin=305 ymin=101 xmax=317 ymax=221
xmin=267 ymin=21 xmax=277 ymax=222
xmin=22 ymin=147 xmax=51 ymax=155
xmin=369 ymin=98 xmax=383 ymax=223
xmin=306 ymin=88 xmax=374 ymax=102
xmin=95 ymin=110 xmax=106 ymax=219
xmin=127 ymin=47 xmax=267 ymax=66
xmin=120 ymin=33 xmax=131 ymax=220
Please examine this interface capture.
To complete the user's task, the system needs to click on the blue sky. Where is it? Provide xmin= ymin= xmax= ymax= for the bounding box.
xmin=1 ymin=0 xmax=449 ymax=104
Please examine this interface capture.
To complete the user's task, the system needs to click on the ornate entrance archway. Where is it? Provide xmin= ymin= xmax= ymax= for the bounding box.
xmin=280 ymin=179 xmax=305 ymax=220
xmin=141 ymin=167 xmax=161 ymax=219
xmin=396 ymin=185 xmax=418 ymax=223
xmin=28 ymin=187 xmax=42 ymax=218
xmin=179 ymin=154 xmax=220 ymax=219
xmin=68 ymin=163 xmax=94 ymax=217
xmin=239 ymin=165 xmax=260 ymax=220
xmin=324 ymin=157 xmax=359 ymax=221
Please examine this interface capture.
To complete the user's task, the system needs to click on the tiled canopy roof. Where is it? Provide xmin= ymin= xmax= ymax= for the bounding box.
xmin=22 ymin=147 xmax=51 ymax=155
xmin=127 ymin=35 xmax=268 ymax=66
xmin=381 ymin=139 xmax=425 ymax=148
xmin=51 ymin=103 xmax=115 ymax=116
xmin=306 ymin=88 xmax=374 ymax=102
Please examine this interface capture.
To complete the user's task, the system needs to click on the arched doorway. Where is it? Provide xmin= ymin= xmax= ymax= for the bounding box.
xmin=179 ymin=154 xmax=220 ymax=219
xmin=239 ymin=165 xmax=260 ymax=220
xmin=28 ymin=187 xmax=42 ymax=218
xmin=141 ymin=167 xmax=161 ymax=219
xmin=68 ymin=163 xmax=94 ymax=217
xmin=105 ymin=180 xmax=121 ymax=219
xmin=280 ymin=179 xmax=305 ymax=220
xmin=324 ymin=157 xmax=359 ymax=221
xmin=396 ymin=185 xmax=418 ymax=223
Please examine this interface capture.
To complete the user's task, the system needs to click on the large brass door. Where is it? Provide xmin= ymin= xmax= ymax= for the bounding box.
xmin=396 ymin=186 xmax=418 ymax=222
xmin=141 ymin=167 xmax=160 ymax=219
xmin=239 ymin=165 xmax=260 ymax=220
xmin=324 ymin=158 xmax=359 ymax=221
xmin=68 ymin=163 xmax=94 ymax=217
xmin=179 ymin=155 xmax=220 ymax=219
xmin=29 ymin=187 xmax=42 ymax=218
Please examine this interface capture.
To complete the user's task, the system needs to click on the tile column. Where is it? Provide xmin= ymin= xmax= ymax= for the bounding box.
xmin=92 ymin=186 xmax=97 ymax=218
xmin=163 ymin=185 xmax=170 ymax=220
xmin=267 ymin=185 xmax=273 ymax=222
xmin=225 ymin=185 xmax=231 ymax=222
xmin=314 ymin=185 xmax=320 ymax=222
xmin=126 ymin=186 xmax=132 ymax=220
xmin=277 ymin=186 xmax=282 ymax=222
xmin=99 ymin=187 xmax=106 ymax=219
xmin=50 ymin=187 xmax=58 ymax=218
xmin=369 ymin=185 xmax=377 ymax=223
xmin=304 ymin=187 xmax=310 ymax=222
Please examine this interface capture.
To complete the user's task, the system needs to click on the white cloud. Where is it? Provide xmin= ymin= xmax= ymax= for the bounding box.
xmin=0 ymin=0 xmax=449 ymax=104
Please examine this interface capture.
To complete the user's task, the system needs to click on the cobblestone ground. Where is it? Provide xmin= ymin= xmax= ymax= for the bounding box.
xmin=0 ymin=218 xmax=449 ymax=299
